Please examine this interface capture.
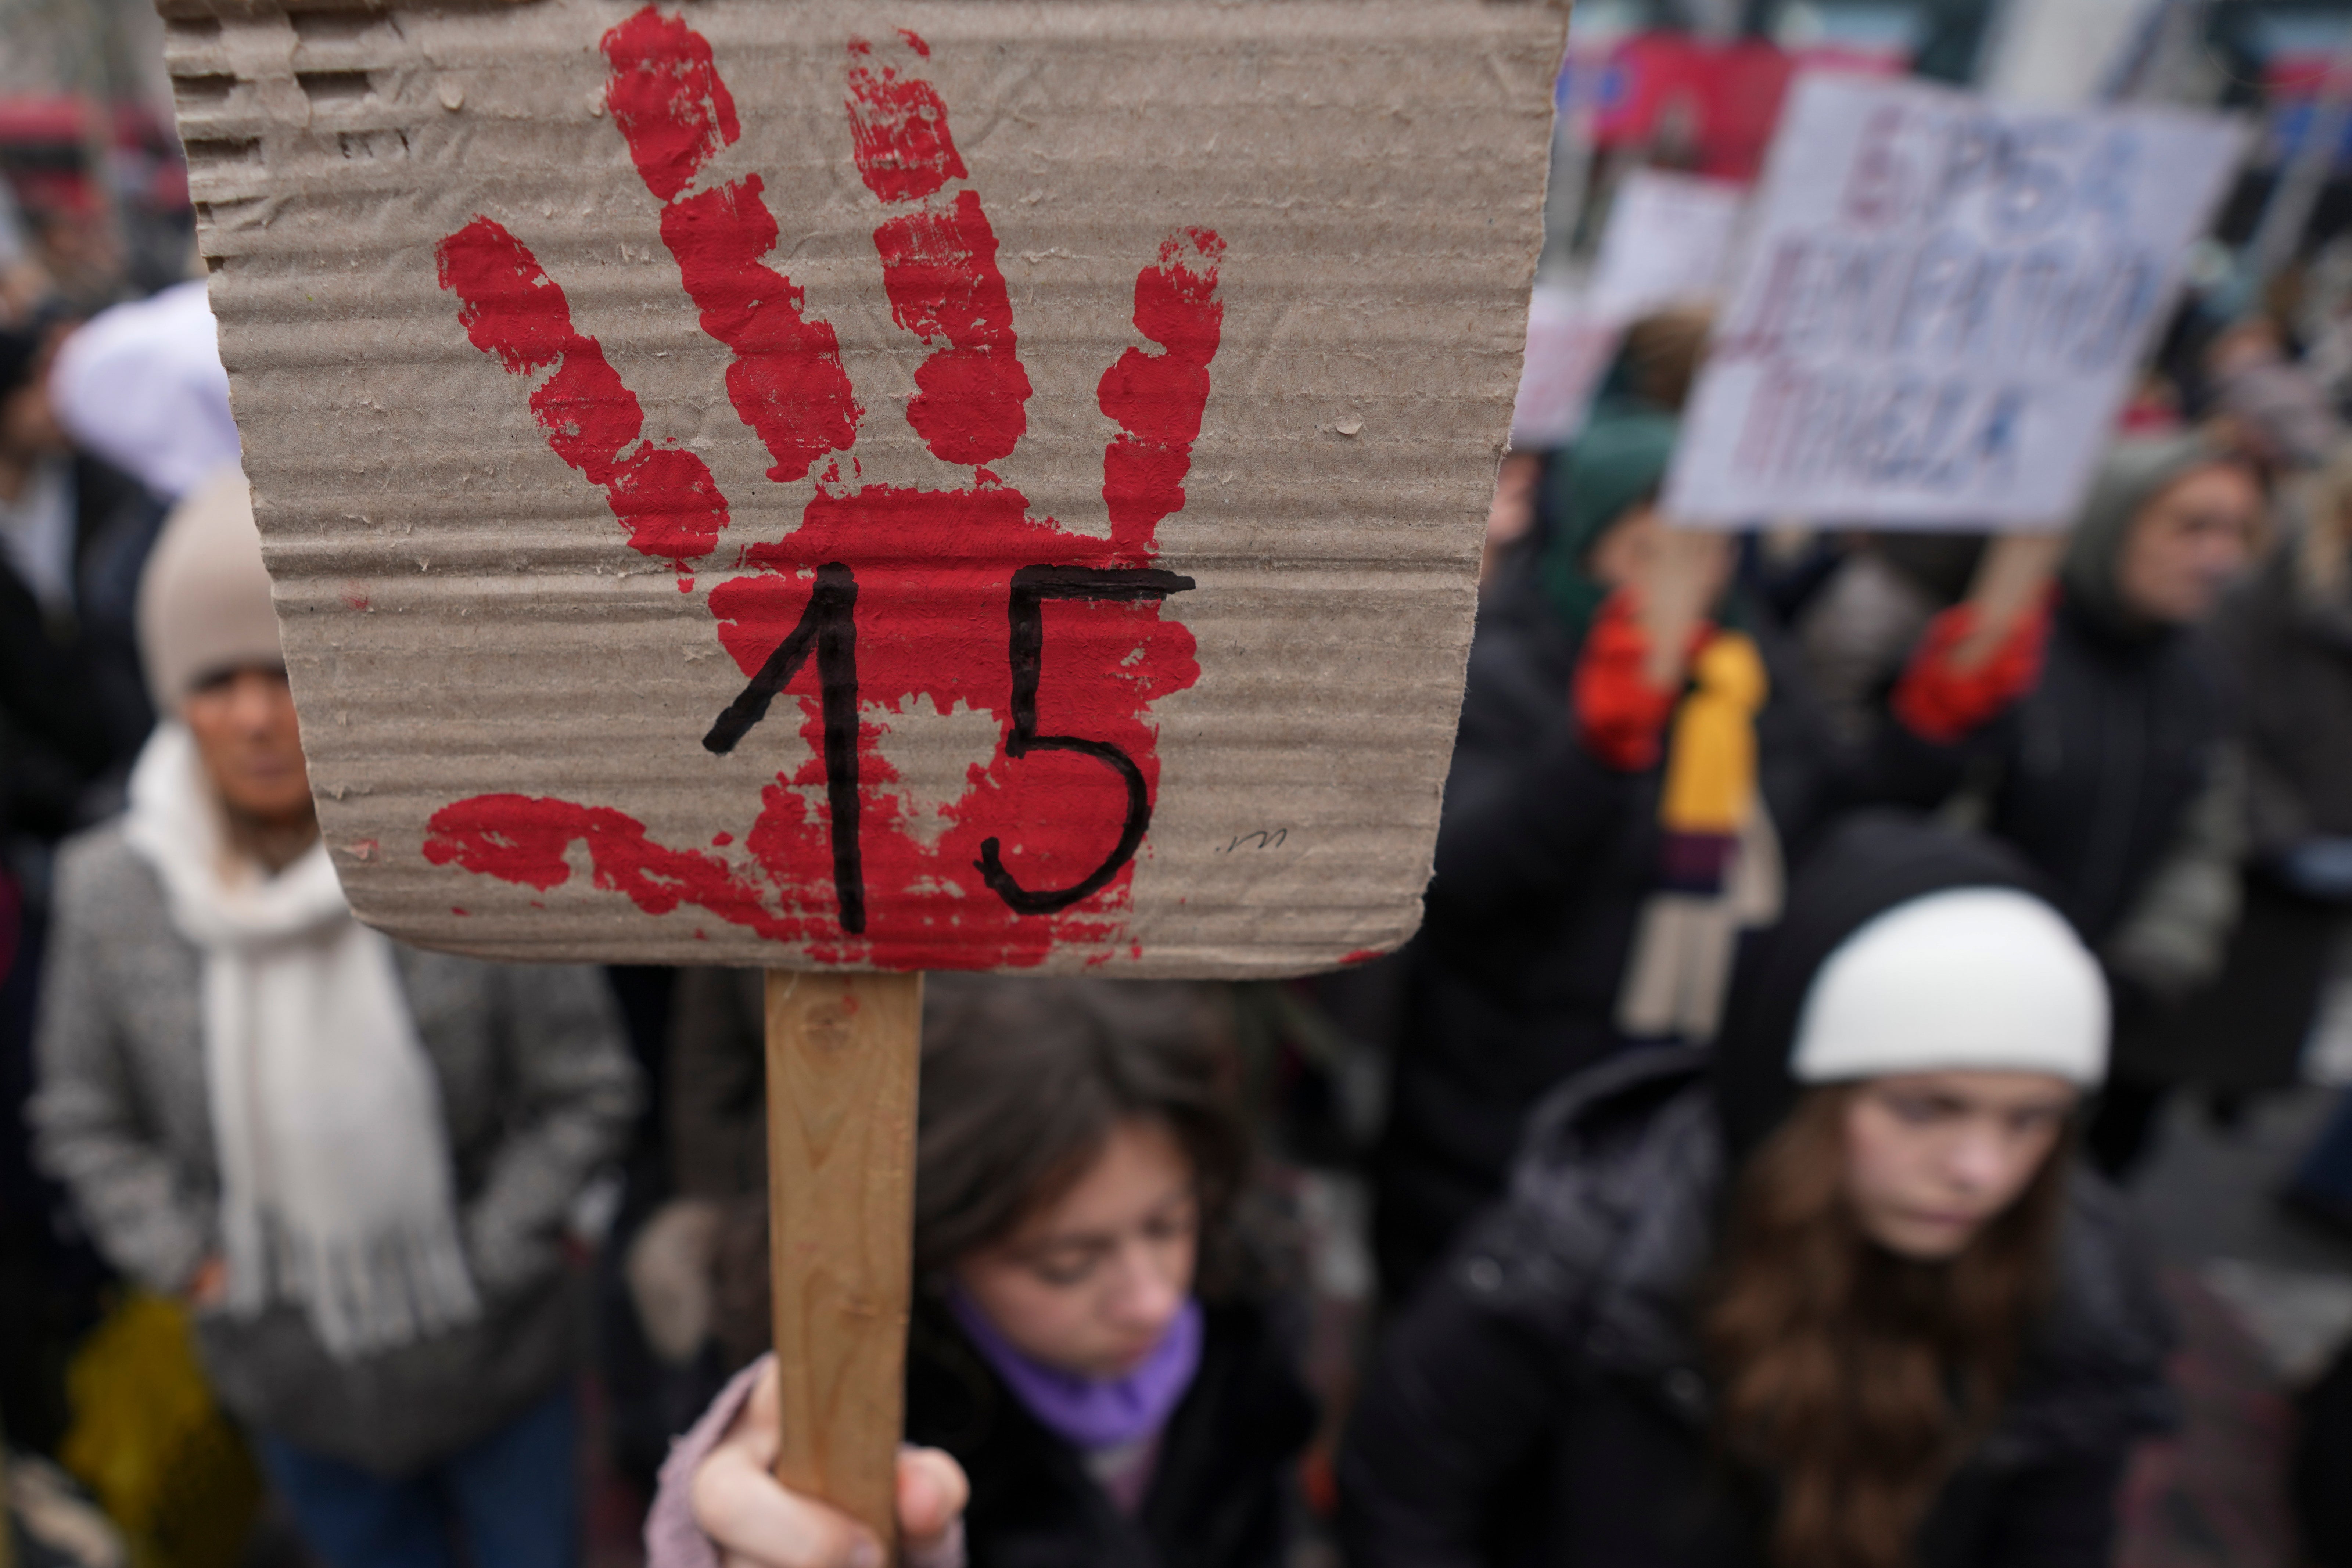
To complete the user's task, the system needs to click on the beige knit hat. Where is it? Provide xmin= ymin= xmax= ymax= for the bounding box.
xmin=136 ymin=465 xmax=284 ymax=709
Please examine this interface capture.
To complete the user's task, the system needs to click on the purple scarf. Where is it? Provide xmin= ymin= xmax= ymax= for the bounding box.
xmin=948 ymin=1290 xmax=1204 ymax=1451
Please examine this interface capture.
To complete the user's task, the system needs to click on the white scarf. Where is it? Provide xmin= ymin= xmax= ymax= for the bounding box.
xmin=122 ymin=725 xmax=481 ymax=1358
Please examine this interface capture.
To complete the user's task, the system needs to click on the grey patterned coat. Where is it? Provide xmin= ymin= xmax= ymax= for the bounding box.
xmin=31 ymin=824 xmax=643 ymax=1476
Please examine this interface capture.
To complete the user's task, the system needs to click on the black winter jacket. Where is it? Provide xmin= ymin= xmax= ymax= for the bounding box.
xmin=1864 ymin=590 xmax=2220 ymax=947
xmin=2127 ymin=542 xmax=2352 ymax=1092
xmin=1379 ymin=568 xmax=1842 ymax=1292
xmin=1342 ymin=1048 xmax=2174 ymax=1568
xmin=0 ymin=453 xmax=164 ymax=849
xmin=906 ymin=1294 xmax=1316 ymax=1568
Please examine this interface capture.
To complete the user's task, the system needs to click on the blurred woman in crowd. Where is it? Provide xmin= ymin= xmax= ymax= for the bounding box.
xmin=1868 ymin=435 xmax=2265 ymax=1176
xmin=31 ymin=473 xmax=640 ymax=1568
xmin=1339 ymin=815 xmax=2170 ymax=1568
xmin=1377 ymin=398 xmax=1842 ymax=1297
xmin=641 ymin=976 xmax=1315 ymax=1568
xmin=2177 ymin=440 xmax=2352 ymax=1225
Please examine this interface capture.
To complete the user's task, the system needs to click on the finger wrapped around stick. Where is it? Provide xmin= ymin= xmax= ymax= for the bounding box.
xmin=691 ymin=1359 xmax=969 ymax=1568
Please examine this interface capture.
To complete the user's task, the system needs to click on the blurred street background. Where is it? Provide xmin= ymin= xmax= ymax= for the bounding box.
xmin=10 ymin=2 xmax=2352 ymax=1568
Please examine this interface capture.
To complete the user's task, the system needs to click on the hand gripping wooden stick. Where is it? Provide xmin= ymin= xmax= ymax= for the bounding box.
xmin=765 ymin=970 xmax=925 ymax=1552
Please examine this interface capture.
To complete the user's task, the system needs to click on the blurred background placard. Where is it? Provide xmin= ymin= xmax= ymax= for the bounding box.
xmin=1665 ymin=74 xmax=2244 ymax=529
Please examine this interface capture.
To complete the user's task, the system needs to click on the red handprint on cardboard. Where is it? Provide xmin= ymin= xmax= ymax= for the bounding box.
xmin=419 ymin=10 xmax=1222 ymax=970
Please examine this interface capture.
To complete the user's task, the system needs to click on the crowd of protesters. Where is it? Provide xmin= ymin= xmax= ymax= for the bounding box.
xmin=615 ymin=303 xmax=2341 ymax=1568
xmin=16 ymin=113 xmax=2352 ymax=1568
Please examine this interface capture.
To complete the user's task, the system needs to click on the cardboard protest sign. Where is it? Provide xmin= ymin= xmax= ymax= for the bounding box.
xmin=1663 ymin=73 xmax=2245 ymax=530
xmin=1511 ymin=169 xmax=1743 ymax=449
xmin=166 ymin=0 xmax=1570 ymax=977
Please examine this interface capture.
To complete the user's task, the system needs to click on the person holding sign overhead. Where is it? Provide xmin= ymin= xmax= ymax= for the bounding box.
xmin=1376 ymin=400 xmax=1845 ymax=1298
xmin=1635 ymin=73 xmax=2261 ymax=1187
xmin=1866 ymin=435 xmax=2266 ymax=1176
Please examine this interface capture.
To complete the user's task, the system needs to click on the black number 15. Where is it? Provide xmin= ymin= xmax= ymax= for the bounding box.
xmin=701 ymin=562 xmax=1195 ymax=935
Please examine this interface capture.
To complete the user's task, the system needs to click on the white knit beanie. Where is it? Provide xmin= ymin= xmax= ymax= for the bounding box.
xmin=136 ymin=466 xmax=284 ymax=710
xmin=1789 ymin=888 xmax=2109 ymax=1087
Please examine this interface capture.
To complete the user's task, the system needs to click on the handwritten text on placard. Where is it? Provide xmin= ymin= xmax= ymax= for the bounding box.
xmin=1665 ymin=74 xmax=2243 ymax=530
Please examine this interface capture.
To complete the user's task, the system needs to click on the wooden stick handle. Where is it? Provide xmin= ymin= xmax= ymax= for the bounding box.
xmin=765 ymin=970 xmax=924 ymax=1551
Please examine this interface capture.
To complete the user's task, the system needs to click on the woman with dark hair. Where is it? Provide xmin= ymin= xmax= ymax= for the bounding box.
xmin=642 ymin=975 xmax=1315 ymax=1568
xmin=1380 ymin=399 xmax=1843 ymax=1299
xmin=1865 ymin=435 xmax=2266 ymax=1175
xmin=1337 ymin=815 xmax=2172 ymax=1568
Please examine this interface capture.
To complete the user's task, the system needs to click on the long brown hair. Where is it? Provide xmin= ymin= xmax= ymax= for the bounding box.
xmin=1700 ymin=1085 xmax=2069 ymax=1568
